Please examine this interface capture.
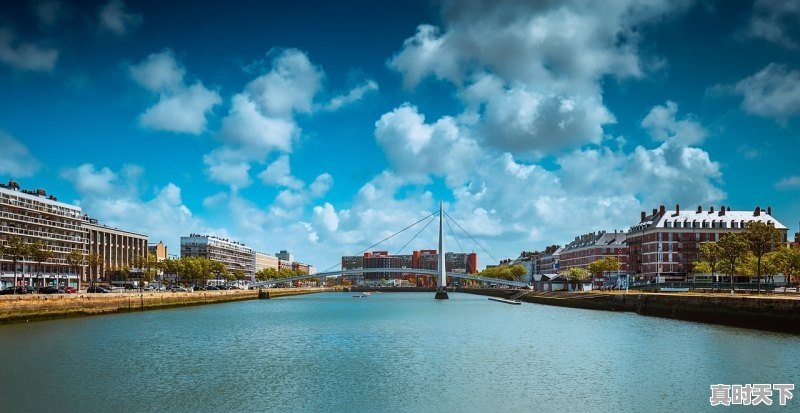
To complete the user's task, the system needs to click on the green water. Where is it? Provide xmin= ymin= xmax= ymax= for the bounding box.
xmin=0 ymin=292 xmax=798 ymax=412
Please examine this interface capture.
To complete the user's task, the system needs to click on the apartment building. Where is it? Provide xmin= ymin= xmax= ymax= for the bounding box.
xmin=83 ymin=218 xmax=148 ymax=283
xmin=180 ymin=234 xmax=255 ymax=280
xmin=0 ymin=181 xmax=86 ymax=288
xmin=627 ymin=204 xmax=788 ymax=282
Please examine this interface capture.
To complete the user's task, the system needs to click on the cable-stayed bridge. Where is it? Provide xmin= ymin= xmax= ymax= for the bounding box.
xmin=250 ymin=202 xmax=526 ymax=298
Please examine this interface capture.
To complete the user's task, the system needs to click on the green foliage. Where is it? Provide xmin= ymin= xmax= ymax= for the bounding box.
xmin=478 ymin=264 xmax=527 ymax=281
xmin=718 ymin=233 xmax=750 ymax=276
xmin=587 ymin=257 xmax=620 ymax=275
xmin=565 ymin=267 xmax=589 ymax=281
xmin=698 ymin=242 xmax=722 ymax=275
xmin=771 ymin=246 xmax=800 ymax=285
xmin=692 ymin=261 xmax=712 ymax=274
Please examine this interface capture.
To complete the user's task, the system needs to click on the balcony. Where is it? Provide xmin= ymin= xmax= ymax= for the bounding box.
xmin=0 ymin=210 xmax=84 ymax=232
xmin=0 ymin=225 xmax=88 ymax=244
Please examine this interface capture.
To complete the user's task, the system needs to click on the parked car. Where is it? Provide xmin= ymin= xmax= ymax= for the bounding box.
xmin=63 ymin=286 xmax=77 ymax=294
xmin=0 ymin=286 xmax=35 ymax=295
xmin=38 ymin=286 xmax=61 ymax=294
xmin=86 ymin=286 xmax=111 ymax=293
xmin=170 ymin=286 xmax=187 ymax=292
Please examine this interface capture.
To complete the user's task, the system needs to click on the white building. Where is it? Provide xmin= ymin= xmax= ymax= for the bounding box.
xmin=254 ymin=251 xmax=279 ymax=273
xmin=180 ymin=234 xmax=255 ymax=280
xmin=0 ymin=181 xmax=85 ymax=288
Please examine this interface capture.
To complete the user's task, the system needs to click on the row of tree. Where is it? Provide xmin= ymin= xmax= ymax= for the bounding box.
xmin=694 ymin=221 xmax=799 ymax=291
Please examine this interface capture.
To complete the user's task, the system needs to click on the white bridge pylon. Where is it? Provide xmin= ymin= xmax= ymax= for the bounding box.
xmin=250 ymin=202 xmax=527 ymax=289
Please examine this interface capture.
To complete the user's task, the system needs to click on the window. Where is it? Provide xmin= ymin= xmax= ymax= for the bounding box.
xmin=665 ymin=221 xmax=672 ymax=228
xmin=720 ymin=222 xmax=727 ymax=229
xmin=732 ymin=222 xmax=738 ymax=229
xmin=702 ymin=221 xmax=709 ymax=228
xmin=675 ymin=222 xmax=682 ymax=228
xmin=693 ymin=221 xmax=699 ymax=228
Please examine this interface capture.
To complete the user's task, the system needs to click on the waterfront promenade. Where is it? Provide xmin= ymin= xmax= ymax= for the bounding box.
xmin=0 ymin=288 xmax=334 ymax=324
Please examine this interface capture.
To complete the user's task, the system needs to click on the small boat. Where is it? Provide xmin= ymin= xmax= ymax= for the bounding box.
xmin=352 ymin=292 xmax=371 ymax=298
xmin=488 ymin=297 xmax=521 ymax=305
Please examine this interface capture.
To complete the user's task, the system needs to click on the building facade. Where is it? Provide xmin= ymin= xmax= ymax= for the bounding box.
xmin=148 ymin=241 xmax=168 ymax=262
xmin=558 ymin=231 xmax=628 ymax=273
xmin=341 ymin=249 xmax=477 ymax=285
xmin=534 ymin=245 xmax=561 ymax=276
xmin=180 ymin=234 xmax=255 ymax=280
xmin=0 ymin=181 xmax=86 ymax=288
xmin=627 ymin=204 xmax=788 ymax=282
xmin=84 ymin=219 xmax=149 ymax=283
xmin=276 ymin=250 xmax=294 ymax=263
xmin=254 ymin=251 xmax=279 ymax=273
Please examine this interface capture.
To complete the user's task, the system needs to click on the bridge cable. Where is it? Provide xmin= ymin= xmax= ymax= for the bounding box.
xmin=322 ymin=210 xmax=439 ymax=272
xmin=443 ymin=211 xmax=499 ymax=264
xmin=444 ymin=214 xmax=465 ymax=254
xmin=394 ymin=213 xmax=437 ymax=255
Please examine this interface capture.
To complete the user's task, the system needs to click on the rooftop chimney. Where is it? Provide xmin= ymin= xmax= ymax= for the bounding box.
xmin=659 ymin=205 xmax=666 ymax=214
xmin=652 ymin=208 xmax=658 ymax=216
xmin=709 ymin=206 xmax=715 ymax=213
xmin=675 ymin=204 xmax=680 ymax=216
xmin=754 ymin=206 xmax=761 ymax=217
xmin=719 ymin=206 xmax=725 ymax=216
xmin=767 ymin=206 xmax=772 ymax=215
xmin=641 ymin=211 xmax=646 ymax=222
xmin=697 ymin=205 xmax=702 ymax=213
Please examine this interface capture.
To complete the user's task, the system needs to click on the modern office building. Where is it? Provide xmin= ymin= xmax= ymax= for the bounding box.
xmin=627 ymin=204 xmax=788 ymax=282
xmin=341 ymin=249 xmax=477 ymax=285
xmin=180 ymin=234 xmax=255 ymax=280
xmin=276 ymin=250 xmax=294 ymax=263
xmin=0 ymin=180 xmax=86 ymax=288
xmin=83 ymin=218 xmax=149 ymax=283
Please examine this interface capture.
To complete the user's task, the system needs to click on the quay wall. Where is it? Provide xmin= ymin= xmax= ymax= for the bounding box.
xmin=0 ymin=288 xmax=332 ymax=324
xmin=461 ymin=289 xmax=800 ymax=335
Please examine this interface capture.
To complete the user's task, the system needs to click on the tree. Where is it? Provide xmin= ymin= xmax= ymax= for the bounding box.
xmin=698 ymin=242 xmax=722 ymax=282
xmin=587 ymin=257 xmax=621 ymax=286
xmin=4 ymin=236 xmax=31 ymax=291
xmin=30 ymin=240 xmax=54 ymax=288
xmin=692 ymin=261 xmax=712 ymax=274
xmin=771 ymin=246 xmax=800 ymax=290
xmin=86 ymin=253 xmax=102 ymax=287
xmin=745 ymin=221 xmax=783 ymax=292
xmin=66 ymin=249 xmax=85 ymax=288
xmin=718 ymin=233 xmax=750 ymax=293
xmin=565 ymin=267 xmax=589 ymax=291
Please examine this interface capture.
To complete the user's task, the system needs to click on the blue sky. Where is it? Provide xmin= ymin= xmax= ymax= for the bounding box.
xmin=1 ymin=0 xmax=799 ymax=270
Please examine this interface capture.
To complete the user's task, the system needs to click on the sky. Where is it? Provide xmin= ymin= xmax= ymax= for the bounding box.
xmin=1 ymin=0 xmax=799 ymax=271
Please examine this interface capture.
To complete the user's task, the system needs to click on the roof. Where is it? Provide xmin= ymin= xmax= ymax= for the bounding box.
xmin=630 ymin=207 xmax=788 ymax=232
xmin=563 ymin=231 xmax=627 ymax=251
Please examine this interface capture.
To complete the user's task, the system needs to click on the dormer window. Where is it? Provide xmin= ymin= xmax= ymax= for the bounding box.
xmin=665 ymin=221 xmax=672 ymax=228
xmin=674 ymin=222 xmax=682 ymax=228
xmin=720 ymin=222 xmax=727 ymax=229
xmin=732 ymin=222 xmax=738 ymax=229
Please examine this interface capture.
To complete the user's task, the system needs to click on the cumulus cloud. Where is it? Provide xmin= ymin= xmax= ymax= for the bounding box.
xmin=99 ymin=0 xmax=142 ymax=35
xmin=641 ymin=101 xmax=708 ymax=146
xmin=388 ymin=0 xmax=690 ymax=154
xmin=0 ymin=29 xmax=58 ymax=72
xmin=725 ymin=63 xmax=800 ymax=123
xmin=746 ymin=0 xmax=800 ymax=49
xmin=0 ymin=132 xmax=40 ymax=177
xmin=210 ymin=49 xmax=336 ymax=191
xmin=129 ymin=50 xmax=221 ymax=134
xmin=60 ymin=164 xmax=117 ymax=195
xmin=257 ymin=155 xmax=304 ymax=189
xmin=202 ymin=148 xmax=253 ymax=190
xmin=374 ymin=103 xmax=479 ymax=184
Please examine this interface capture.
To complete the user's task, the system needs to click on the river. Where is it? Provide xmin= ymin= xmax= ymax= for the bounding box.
xmin=0 ymin=292 xmax=797 ymax=412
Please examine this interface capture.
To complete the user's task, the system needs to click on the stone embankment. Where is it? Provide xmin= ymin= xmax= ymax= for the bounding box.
xmin=461 ymin=288 xmax=800 ymax=335
xmin=0 ymin=288 xmax=332 ymax=324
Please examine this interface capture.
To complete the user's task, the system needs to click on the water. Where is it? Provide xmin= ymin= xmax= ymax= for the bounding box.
xmin=0 ymin=292 xmax=798 ymax=412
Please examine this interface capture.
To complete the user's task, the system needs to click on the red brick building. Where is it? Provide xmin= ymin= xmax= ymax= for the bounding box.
xmin=627 ymin=204 xmax=788 ymax=282
xmin=558 ymin=230 xmax=628 ymax=281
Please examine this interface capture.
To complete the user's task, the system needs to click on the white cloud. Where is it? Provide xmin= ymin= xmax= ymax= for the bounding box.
xmin=60 ymin=164 xmax=117 ymax=195
xmin=325 ymin=79 xmax=379 ymax=111
xmin=309 ymin=173 xmax=333 ymax=198
xmin=129 ymin=50 xmax=185 ymax=92
xmin=139 ymin=83 xmax=221 ymax=134
xmin=641 ymin=100 xmax=708 ymax=146
xmin=0 ymin=132 xmax=40 ymax=177
xmin=99 ymin=0 xmax=142 ymax=35
xmin=258 ymin=155 xmax=303 ymax=189
xmin=775 ymin=176 xmax=800 ymax=190
xmin=202 ymin=148 xmax=253 ymax=190
xmin=0 ymin=29 xmax=58 ymax=72
xmin=129 ymin=50 xmax=221 ymax=134
xmin=219 ymin=94 xmax=298 ymax=154
xmin=747 ymin=0 xmax=800 ymax=49
xmin=730 ymin=63 xmax=800 ymax=123
xmin=388 ymin=0 xmax=690 ymax=154
xmin=374 ymin=103 xmax=480 ymax=184
xmin=313 ymin=202 xmax=339 ymax=232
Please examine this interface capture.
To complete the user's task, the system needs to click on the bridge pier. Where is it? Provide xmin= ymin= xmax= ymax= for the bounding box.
xmin=434 ymin=287 xmax=449 ymax=300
